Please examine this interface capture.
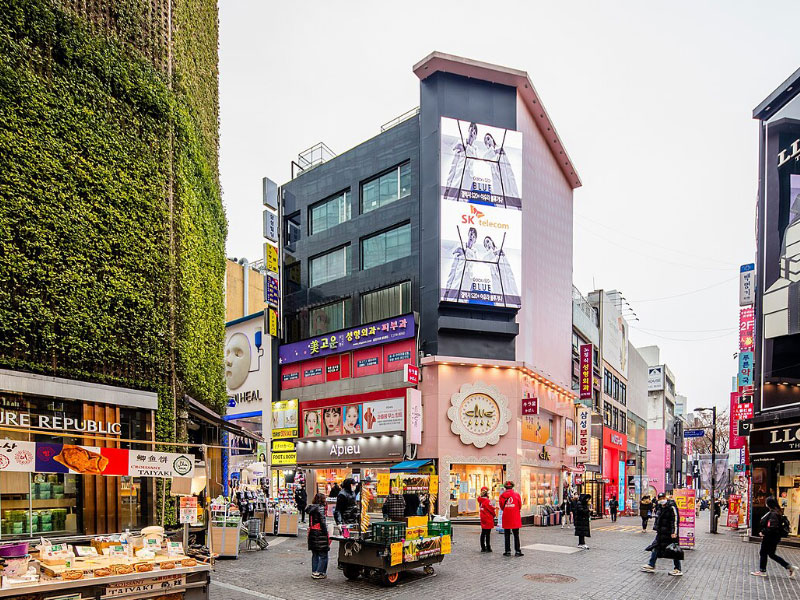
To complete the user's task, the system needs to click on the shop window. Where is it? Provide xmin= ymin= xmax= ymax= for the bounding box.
xmin=308 ymin=299 xmax=351 ymax=337
xmin=309 ymin=190 xmax=351 ymax=235
xmin=361 ymin=163 xmax=411 ymax=214
xmin=777 ymin=462 xmax=800 ymax=536
xmin=360 ymin=281 xmax=411 ymax=323
xmin=449 ymin=464 xmax=503 ymax=518
xmin=361 ymin=223 xmax=411 ymax=270
xmin=521 ymin=467 xmax=559 ymax=514
xmin=309 ymin=245 xmax=350 ymax=287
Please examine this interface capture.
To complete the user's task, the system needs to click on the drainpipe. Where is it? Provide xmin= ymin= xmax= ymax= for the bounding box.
xmin=239 ymin=258 xmax=249 ymax=316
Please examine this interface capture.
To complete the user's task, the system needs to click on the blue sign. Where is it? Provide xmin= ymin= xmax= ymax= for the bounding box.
xmin=739 ymin=351 xmax=754 ymax=387
xmin=740 ymin=263 xmax=755 ymax=273
xmin=684 ymin=429 xmax=704 ymax=438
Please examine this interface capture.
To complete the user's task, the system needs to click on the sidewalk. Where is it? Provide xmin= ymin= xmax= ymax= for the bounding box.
xmin=210 ymin=516 xmax=800 ymax=600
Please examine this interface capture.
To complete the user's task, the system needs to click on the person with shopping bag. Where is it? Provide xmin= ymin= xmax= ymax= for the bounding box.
xmin=641 ymin=492 xmax=683 ymax=576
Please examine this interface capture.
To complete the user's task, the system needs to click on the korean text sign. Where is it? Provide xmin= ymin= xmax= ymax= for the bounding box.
xmin=672 ymin=489 xmax=696 ymax=548
xmin=579 ymin=344 xmax=593 ymax=400
xmin=739 ymin=307 xmax=754 ymax=352
xmin=279 ymin=314 xmax=415 ymax=364
xmin=738 ymin=352 xmax=754 ymax=387
xmin=729 ymin=393 xmax=753 ymax=450
xmin=576 ymin=407 xmax=591 ymax=463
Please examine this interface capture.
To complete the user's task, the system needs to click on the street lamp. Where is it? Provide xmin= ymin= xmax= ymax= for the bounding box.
xmin=696 ymin=406 xmax=718 ymax=533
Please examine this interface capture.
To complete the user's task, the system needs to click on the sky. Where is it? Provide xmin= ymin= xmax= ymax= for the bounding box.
xmin=218 ymin=0 xmax=800 ymax=414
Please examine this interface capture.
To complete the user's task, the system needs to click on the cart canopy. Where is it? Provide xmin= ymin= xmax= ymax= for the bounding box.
xmin=390 ymin=460 xmax=432 ymax=473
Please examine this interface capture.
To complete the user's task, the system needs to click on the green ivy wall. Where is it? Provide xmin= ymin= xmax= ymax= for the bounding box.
xmin=0 ymin=0 xmax=227 ymax=482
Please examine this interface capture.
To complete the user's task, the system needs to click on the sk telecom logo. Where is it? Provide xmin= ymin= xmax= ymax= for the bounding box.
xmin=461 ymin=205 xmax=485 ymax=224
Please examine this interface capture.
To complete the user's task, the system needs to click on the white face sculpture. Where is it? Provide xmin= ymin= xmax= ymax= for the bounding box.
xmin=225 ymin=332 xmax=251 ymax=390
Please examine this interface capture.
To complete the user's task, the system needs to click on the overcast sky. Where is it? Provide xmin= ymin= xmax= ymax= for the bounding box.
xmin=219 ymin=0 xmax=800 ymax=413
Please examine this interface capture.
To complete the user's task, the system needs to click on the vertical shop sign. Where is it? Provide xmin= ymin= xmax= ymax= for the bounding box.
xmin=521 ymin=396 xmax=538 ymax=415
xmin=739 ymin=263 xmax=755 ymax=306
xmin=672 ymin=488 xmax=696 ymax=548
xmin=739 ymin=307 xmax=755 ymax=352
xmin=407 ymin=389 xmax=422 ymax=445
xmin=579 ymin=344 xmax=593 ymax=400
xmin=576 ymin=406 xmax=591 ymax=463
xmin=729 ymin=393 xmax=753 ymax=450
xmin=738 ymin=352 xmax=753 ymax=387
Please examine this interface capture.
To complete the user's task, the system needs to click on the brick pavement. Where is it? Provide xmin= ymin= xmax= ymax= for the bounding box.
xmin=209 ymin=516 xmax=800 ymax=600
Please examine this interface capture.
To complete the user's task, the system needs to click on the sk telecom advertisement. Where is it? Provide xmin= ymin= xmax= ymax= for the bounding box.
xmin=439 ymin=117 xmax=522 ymax=308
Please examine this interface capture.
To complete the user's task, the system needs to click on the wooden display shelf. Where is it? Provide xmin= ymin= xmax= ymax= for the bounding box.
xmin=0 ymin=498 xmax=77 ymax=509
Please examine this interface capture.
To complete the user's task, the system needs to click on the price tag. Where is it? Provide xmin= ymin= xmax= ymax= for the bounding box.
xmin=167 ymin=542 xmax=183 ymax=557
xmin=145 ymin=538 xmax=159 ymax=548
xmin=49 ymin=544 xmax=64 ymax=553
xmin=390 ymin=542 xmax=402 ymax=566
xmin=429 ymin=475 xmax=439 ymax=495
xmin=377 ymin=473 xmax=390 ymax=496
xmin=441 ymin=535 xmax=451 ymax=555
xmin=109 ymin=545 xmax=126 ymax=558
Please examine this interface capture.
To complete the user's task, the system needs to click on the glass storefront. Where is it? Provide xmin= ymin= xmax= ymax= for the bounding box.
xmin=521 ymin=467 xmax=560 ymax=513
xmin=308 ymin=466 xmax=392 ymax=515
xmin=448 ymin=464 xmax=504 ymax=518
xmin=778 ymin=461 xmax=800 ymax=536
xmin=0 ymin=392 xmax=153 ymax=539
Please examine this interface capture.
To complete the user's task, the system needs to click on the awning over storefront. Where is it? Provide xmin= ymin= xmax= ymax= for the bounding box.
xmin=390 ymin=459 xmax=432 ymax=473
xmin=184 ymin=394 xmax=262 ymax=442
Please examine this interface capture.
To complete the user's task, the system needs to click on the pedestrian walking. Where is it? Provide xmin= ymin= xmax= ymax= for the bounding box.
xmin=574 ymin=494 xmax=591 ymax=549
xmin=306 ymin=493 xmax=330 ymax=580
xmin=751 ymin=496 xmax=797 ymax=578
xmin=609 ymin=495 xmax=619 ymax=522
xmin=560 ymin=495 xmax=572 ymax=529
xmin=499 ymin=481 xmax=523 ymax=557
xmin=478 ymin=486 xmax=496 ymax=552
xmin=641 ymin=492 xmax=683 ymax=576
xmin=295 ymin=485 xmax=308 ymax=523
xmin=382 ymin=490 xmax=406 ymax=523
xmin=639 ymin=495 xmax=652 ymax=532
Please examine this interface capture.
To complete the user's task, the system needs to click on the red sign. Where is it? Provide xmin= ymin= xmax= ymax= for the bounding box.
xmin=403 ymin=364 xmax=419 ymax=385
xmin=579 ymin=344 xmax=593 ymax=400
xmin=573 ymin=463 xmax=586 ymax=474
xmin=729 ymin=392 xmax=753 ymax=450
xmin=521 ymin=396 xmax=538 ymax=415
xmin=602 ymin=428 xmax=627 ymax=451
xmin=739 ymin=307 xmax=755 ymax=352
xmin=727 ymin=494 xmax=742 ymax=528
xmin=574 ymin=474 xmax=583 ymax=485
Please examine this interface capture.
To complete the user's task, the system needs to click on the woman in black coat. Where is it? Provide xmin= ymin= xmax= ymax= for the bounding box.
xmin=306 ymin=493 xmax=330 ymax=579
xmin=573 ymin=494 xmax=591 ymax=549
xmin=641 ymin=493 xmax=682 ymax=576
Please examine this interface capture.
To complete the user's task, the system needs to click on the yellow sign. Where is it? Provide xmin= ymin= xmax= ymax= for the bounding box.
xmin=377 ymin=473 xmax=390 ymax=496
xmin=441 ymin=535 xmax=451 ymax=555
xmin=268 ymin=308 xmax=279 ymax=337
xmin=271 ymin=451 xmax=297 ymax=465
xmin=266 ymin=243 xmax=279 ymax=273
xmin=271 ymin=399 xmax=298 ymax=439
xmin=272 ymin=440 xmax=295 ymax=452
xmin=390 ymin=542 xmax=403 ymax=566
xmin=429 ymin=475 xmax=439 ymax=495
xmin=271 ymin=427 xmax=297 ymax=440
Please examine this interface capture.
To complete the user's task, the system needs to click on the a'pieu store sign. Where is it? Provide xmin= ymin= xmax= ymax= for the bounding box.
xmin=296 ymin=434 xmax=404 ymax=464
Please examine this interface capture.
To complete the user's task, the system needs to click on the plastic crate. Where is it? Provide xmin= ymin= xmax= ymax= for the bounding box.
xmin=371 ymin=521 xmax=405 ymax=545
xmin=427 ymin=520 xmax=452 ymax=537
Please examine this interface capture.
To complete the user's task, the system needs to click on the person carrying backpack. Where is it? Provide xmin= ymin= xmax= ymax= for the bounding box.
xmin=751 ymin=496 xmax=797 ymax=578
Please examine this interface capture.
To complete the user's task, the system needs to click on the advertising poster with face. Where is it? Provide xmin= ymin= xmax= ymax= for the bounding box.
xmin=439 ymin=117 xmax=522 ymax=308
xmin=322 ymin=407 xmax=342 ymax=436
xmin=342 ymin=404 xmax=362 ymax=435
xmin=225 ymin=332 xmax=251 ymax=390
xmin=304 ymin=409 xmax=322 ymax=437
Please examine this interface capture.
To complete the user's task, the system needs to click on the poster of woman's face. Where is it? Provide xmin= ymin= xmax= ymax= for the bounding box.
xmin=343 ymin=404 xmax=362 ymax=434
xmin=304 ymin=409 xmax=322 ymax=437
xmin=323 ymin=407 xmax=342 ymax=436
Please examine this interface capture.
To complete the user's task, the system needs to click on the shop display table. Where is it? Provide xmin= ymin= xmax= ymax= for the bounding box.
xmin=0 ymin=562 xmax=210 ymax=599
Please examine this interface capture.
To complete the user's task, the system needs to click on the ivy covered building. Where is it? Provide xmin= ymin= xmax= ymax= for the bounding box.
xmin=0 ymin=0 xmax=229 ymax=534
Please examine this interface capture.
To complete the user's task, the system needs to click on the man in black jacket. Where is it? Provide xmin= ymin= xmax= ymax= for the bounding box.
xmin=334 ymin=478 xmax=358 ymax=527
xmin=641 ymin=492 xmax=682 ymax=576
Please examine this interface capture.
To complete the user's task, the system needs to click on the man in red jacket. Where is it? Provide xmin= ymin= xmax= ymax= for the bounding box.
xmin=478 ymin=486 xmax=496 ymax=552
xmin=499 ymin=481 xmax=523 ymax=557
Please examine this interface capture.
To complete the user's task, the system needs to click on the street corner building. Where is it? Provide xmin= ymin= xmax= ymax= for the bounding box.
xmin=275 ymin=52 xmax=581 ymax=523
xmin=0 ymin=0 xmax=228 ymax=537
xmin=750 ymin=68 xmax=800 ymax=538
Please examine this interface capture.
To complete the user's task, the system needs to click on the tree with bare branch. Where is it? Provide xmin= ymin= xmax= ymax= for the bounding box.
xmin=688 ymin=409 xmax=730 ymax=455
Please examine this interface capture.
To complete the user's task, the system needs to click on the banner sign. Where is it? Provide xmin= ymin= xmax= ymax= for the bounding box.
xmin=673 ymin=489 xmax=696 ymax=548
xmin=579 ymin=344 xmax=593 ymax=400
xmin=738 ymin=352 xmax=754 ymax=387
xmin=739 ymin=307 xmax=755 ymax=352
xmin=406 ymin=390 xmax=422 ymax=445
xmin=279 ymin=314 xmax=415 ymax=364
xmin=730 ymin=393 xmax=753 ymax=450
xmin=647 ymin=366 xmax=665 ymax=391
xmin=576 ymin=407 xmax=591 ymax=463
xmin=739 ymin=263 xmax=755 ymax=306
xmin=0 ymin=443 xmax=194 ymax=478
xmin=727 ymin=494 xmax=742 ymax=528
xmin=521 ymin=396 xmax=539 ymax=415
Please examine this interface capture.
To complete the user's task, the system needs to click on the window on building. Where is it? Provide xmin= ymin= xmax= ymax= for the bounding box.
xmin=593 ymin=348 xmax=599 ymax=367
xmin=361 ymin=163 xmax=411 ymax=213
xmin=604 ymin=370 xmax=612 ymax=395
xmin=285 ymin=212 xmax=301 ymax=245
xmin=309 ymin=191 xmax=351 ymax=235
xmin=604 ymin=402 xmax=612 ymax=427
xmin=593 ymin=389 xmax=601 ymax=412
xmin=360 ymin=281 xmax=411 ymax=323
xmin=361 ymin=223 xmax=411 ymax=270
xmin=572 ymin=332 xmax=579 ymax=355
xmin=309 ymin=245 xmax=350 ymax=287
xmin=612 ymin=407 xmax=619 ymax=431
xmin=627 ymin=418 xmax=635 ymax=440
xmin=620 ymin=383 xmax=627 ymax=406
xmin=284 ymin=254 xmax=301 ymax=296
xmin=613 ymin=375 xmax=619 ymax=401
xmin=638 ymin=426 xmax=646 ymax=447
xmin=620 ymin=413 xmax=627 ymax=434
xmin=309 ymin=298 xmax=352 ymax=337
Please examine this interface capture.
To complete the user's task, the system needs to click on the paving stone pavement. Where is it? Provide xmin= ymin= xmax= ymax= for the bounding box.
xmin=209 ymin=516 xmax=800 ymax=600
